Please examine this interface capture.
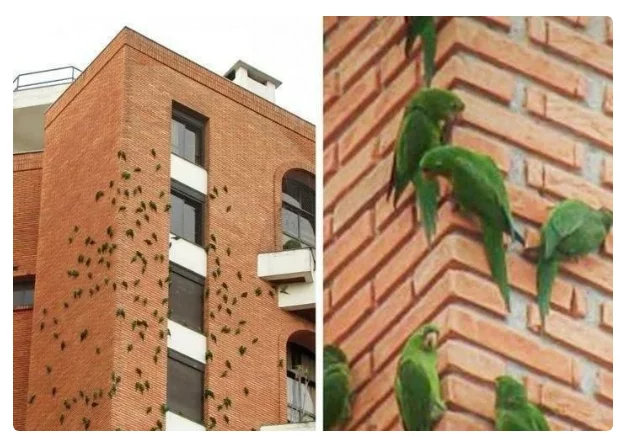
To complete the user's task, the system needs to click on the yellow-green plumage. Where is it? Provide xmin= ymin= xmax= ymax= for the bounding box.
xmin=537 ymin=200 xmax=612 ymax=326
xmin=324 ymin=345 xmax=352 ymax=430
xmin=495 ymin=376 xmax=550 ymax=431
xmin=420 ymin=146 xmax=524 ymax=309
xmin=395 ymin=324 xmax=445 ymax=431
xmin=388 ymin=88 xmax=465 ymax=244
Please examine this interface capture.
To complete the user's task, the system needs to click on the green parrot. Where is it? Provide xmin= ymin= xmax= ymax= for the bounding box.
xmin=387 ymin=88 xmax=465 ymax=243
xmin=495 ymin=375 xmax=550 ymax=431
xmin=419 ymin=146 xmax=524 ymax=309
xmin=324 ymin=345 xmax=352 ymax=430
xmin=404 ymin=17 xmax=437 ymax=86
xmin=395 ymin=324 xmax=445 ymax=431
xmin=537 ymin=199 xmax=612 ymax=326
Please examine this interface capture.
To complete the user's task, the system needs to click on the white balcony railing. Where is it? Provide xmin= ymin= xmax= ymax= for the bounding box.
xmin=257 ymin=248 xmax=314 ymax=283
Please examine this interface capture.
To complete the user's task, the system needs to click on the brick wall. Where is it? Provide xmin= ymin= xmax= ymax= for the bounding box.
xmin=324 ymin=16 xmax=612 ymax=430
xmin=18 ymin=28 xmax=315 ymax=431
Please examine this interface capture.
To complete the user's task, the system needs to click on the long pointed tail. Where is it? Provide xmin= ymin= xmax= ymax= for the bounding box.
xmin=537 ymin=255 xmax=559 ymax=328
xmin=512 ymin=227 xmax=525 ymax=246
xmin=414 ymin=172 xmax=439 ymax=244
xmin=482 ymin=222 xmax=510 ymax=311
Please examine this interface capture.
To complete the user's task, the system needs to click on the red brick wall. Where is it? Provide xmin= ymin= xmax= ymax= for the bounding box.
xmin=13 ymin=152 xmax=43 ymax=277
xmin=18 ymin=27 xmax=315 ymax=431
xmin=13 ymin=153 xmax=43 ymax=430
xmin=324 ymin=16 xmax=612 ymax=430
xmin=13 ymin=310 xmax=33 ymax=430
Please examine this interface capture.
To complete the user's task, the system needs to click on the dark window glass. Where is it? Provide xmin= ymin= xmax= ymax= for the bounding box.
xmin=170 ymin=191 xmax=203 ymax=244
xmin=171 ymin=107 xmax=205 ymax=166
xmin=14 ymin=280 xmax=34 ymax=309
xmin=282 ymin=173 xmax=315 ymax=248
xmin=286 ymin=343 xmax=316 ymax=423
xmin=169 ymin=266 xmax=204 ymax=332
xmin=167 ymin=350 xmax=204 ymax=424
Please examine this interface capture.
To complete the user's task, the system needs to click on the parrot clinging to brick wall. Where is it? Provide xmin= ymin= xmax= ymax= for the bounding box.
xmin=420 ymin=146 xmax=524 ymax=309
xmin=537 ymin=199 xmax=612 ymax=327
xmin=495 ymin=375 xmax=550 ymax=431
xmin=324 ymin=345 xmax=352 ymax=430
xmin=394 ymin=324 xmax=445 ymax=431
xmin=404 ymin=16 xmax=437 ymax=86
xmin=387 ymin=88 xmax=465 ymax=244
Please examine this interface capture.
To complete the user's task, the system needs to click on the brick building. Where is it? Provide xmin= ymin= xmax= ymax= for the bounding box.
xmin=324 ymin=17 xmax=612 ymax=430
xmin=13 ymin=27 xmax=316 ymax=431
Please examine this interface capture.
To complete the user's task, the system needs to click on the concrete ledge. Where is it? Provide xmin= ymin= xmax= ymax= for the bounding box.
xmin=259 ymin=422 xmax=315 ymax=431
xmin=257 ymin=248 xmax=314 ymax=283
xmin=169 ymin=233 xmax=207 ymax=278
xmin=170 ymin=153 xmax=208 ymax=195
xmin=279 ymin=282 xmax=315 ymax=311
xmin=165 ymin=411 xmax=205 ymax=431
xmin=167 ymin=319 xmax=206 ymax=364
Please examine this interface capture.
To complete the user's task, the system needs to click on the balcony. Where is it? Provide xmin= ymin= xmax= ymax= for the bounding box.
xmin=13 ymin=67 xmax=81 ymax=154
xmin=257 ymin=247 xmax=314 ymax=283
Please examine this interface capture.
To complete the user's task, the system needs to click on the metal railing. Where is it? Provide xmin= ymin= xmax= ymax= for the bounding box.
xmin=13 ymin=66 xmax=81 ymax=92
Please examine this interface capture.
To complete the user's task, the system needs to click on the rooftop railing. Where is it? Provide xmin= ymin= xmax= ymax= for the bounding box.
xmin=13 ymin=66 xmax=81 ymax=92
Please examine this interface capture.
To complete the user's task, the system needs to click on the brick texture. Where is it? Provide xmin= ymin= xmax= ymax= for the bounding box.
xmin=15 ymin=28 xmax=314 ymax=431
xmin=324 ymin=17 xmax=612 ymax=431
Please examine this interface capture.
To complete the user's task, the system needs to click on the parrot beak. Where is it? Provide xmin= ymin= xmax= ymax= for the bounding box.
xmin=423 ymin=331 xmax=439 ymax=350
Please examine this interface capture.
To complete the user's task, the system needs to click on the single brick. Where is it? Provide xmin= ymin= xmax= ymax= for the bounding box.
xmin=324 ymin=70 xmax=339 ymax=109
xmin=453 ymin=127 xmax=512 ymax=174
xmin=438 ymin=339 xmax=507 ymax=383
xmin=435 ymin=411 xmax=493 ymax=431
xmin=600 ymin=301 xmax=613 ymax=331
xmin=596 ymin=368 xmax=613 ymax=402
xmin=324 ymin=144 xmax=338 ymax=181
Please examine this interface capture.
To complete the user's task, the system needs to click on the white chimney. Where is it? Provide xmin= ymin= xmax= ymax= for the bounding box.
xmin=224 ymin=60 xmax=281 ymax=103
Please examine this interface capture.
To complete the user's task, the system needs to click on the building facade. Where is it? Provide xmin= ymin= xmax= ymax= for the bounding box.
xmin=324 ymin=16 xmax=612 ymax=430
xmin=14 ymin=27 xmax=316 ymax=431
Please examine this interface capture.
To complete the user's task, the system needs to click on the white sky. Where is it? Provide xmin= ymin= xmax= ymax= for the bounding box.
xmin=11 ymin=13 xmax=321 ymax=124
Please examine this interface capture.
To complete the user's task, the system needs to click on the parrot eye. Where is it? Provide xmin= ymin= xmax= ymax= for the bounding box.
xmin=423 ymin=331 xmax=438 ymax=350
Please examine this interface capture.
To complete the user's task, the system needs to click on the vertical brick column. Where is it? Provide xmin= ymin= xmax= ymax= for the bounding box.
xmin=324 ymin=16 xmax=612 ymax=431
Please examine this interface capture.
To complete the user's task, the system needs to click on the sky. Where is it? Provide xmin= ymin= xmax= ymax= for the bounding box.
xmin=11 ymin=13 xmax=321 ymax=124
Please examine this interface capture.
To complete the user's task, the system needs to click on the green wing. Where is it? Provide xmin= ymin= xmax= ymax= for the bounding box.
xmin=542 ymin=200 xmax=590 ymax=260
xmin=414 ymin=171 xmax=440 ymax=244
xmin=526 ymin=403 xmax=551 ymax=431
xmin=324 ymin=364 xmax=350 ymax=430
xmin=420 ymin=21 xmax=437 ymax=86
xmin=395 ymin=358 xmax=433 ymax=431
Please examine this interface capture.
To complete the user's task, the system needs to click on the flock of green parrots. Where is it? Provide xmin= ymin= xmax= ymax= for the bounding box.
xmin=323 ymin=87 xmax=612 ymax=431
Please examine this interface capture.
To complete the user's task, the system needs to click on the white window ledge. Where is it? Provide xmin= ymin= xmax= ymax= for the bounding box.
xmin=169 ymin=234 xmax=207 ymax=278
xmin=165 ymin=411 xmax=205 ymax=431
xmin=170 ymin=153 xmax=208 ymax=195
xmin=167 ymin=319 xmax=206 ymax=364
xmin=259 ymin=422 xmax=315 ymax=431
xmin=279 ymin=282 xmax=315 ymax=311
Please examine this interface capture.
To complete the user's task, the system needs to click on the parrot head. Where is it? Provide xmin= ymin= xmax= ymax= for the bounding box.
xmin=324 ymin=344 xmax=348 ymax=367
xmin=410 ymin=88 xmax=465 ymax=124
xmin=598 ymin=207 xmax=613 ymax=230
xmin=495 ymin=375 xmax=527 ymax=408
xmin=409 ymin=324 xmax=440 ymax=352
xmin=420 ymin=145 xmax=457 ymax=179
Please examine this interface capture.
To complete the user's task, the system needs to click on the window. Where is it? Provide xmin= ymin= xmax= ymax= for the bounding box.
xmin=169 ymin=264 xmax=204 ymax=332
xmin=282 ymin=170 xmax=315 ymax=249
xmin=167 ymin=349 xmax=204 ymax=424
xmin=170 ymin=182 xmax=204 ymax=245
xmin=286 ymin=343 xmax=316 ymax=423
xmin=171 ymin=105 xmax=205 ymax=166
xmin=14 ymin=280 xmax=34 ymax=309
